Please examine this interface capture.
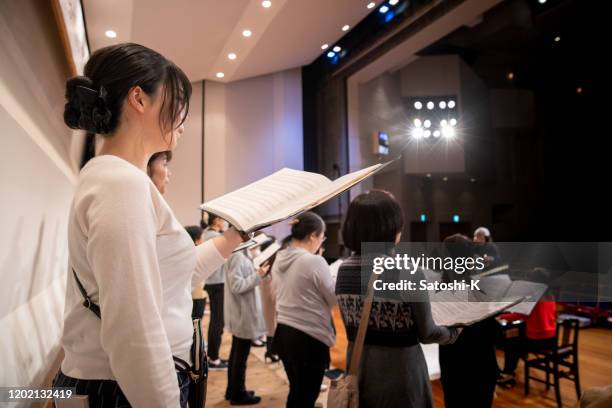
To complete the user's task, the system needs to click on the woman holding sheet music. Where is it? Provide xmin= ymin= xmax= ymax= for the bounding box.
xmin=335 ymin=190 xmax=460 ymax=408
xmin=439 ymin=234 xmax=498 ymax=408
xmin=223 ymin=243 xmax=271 ymax=405
xmin=272 ymin=212 xmax=337 ymax=408
xmin=52 ymin=43 xmax=245 ymax=408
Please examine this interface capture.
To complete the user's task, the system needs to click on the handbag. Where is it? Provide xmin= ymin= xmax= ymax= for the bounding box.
xmin=71 ymin=269 xmax=208 ymax=407
xmin=327 ymin=270 xmax=377 ymax=408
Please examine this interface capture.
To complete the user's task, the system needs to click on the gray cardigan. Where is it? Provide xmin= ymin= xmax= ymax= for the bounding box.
xmin=223 ymin=250 xmax=268 ymax=339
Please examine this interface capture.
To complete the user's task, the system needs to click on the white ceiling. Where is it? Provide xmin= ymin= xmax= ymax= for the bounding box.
xmin=83 ymin=0 xmax=380 ymax=83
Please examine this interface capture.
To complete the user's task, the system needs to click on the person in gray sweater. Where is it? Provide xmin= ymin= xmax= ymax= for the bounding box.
xmin=201 ymin=214 xmax=230 ymax=370
xmin=272 ymin=212 xmax=336 ymax=408
xmin=223 ymin=246 xmax=270 ymax=405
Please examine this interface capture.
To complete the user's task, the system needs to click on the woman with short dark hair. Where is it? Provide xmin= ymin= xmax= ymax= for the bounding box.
xmin=147 ymin=150 xmax=172 ymax=194
xmin=336 ymin=190 xmax=459 ymax=408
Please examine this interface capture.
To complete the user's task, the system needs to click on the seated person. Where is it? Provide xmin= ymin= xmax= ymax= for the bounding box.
xmin=498 ymin=268 xmax=557 ymax=386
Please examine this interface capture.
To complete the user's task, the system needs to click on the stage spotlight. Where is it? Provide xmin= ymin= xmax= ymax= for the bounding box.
xmin=414 ymin=101 xmax=423 ymax=110
xmin=424 ymin=120 xmax=431 ymax=128
xmin=440 ymin=119 xmax=448 ymax=127
xmin=411 ymin=128 xmax=423 ymax=139
xmin=433 ymin=130 xmax=441 ymax=138
xmin=439 ymin=101 xmax=446 ymax=109
xmin=450 ymin=118 xmax=457 ymax=127
xmin=448 ymin=100 xmax=456 ymax=109
xmin=442 ymin=126 xmax=455 ymax=138
xmin=379 ymin=5 xmax=389 ymax=13
xmin=427 ymin=101 xmax=434 ymax=110
xmin=413 ymin=118 xmax=422 ymax=128
xmin=333 ymin=46 xmax=341 ymax=52
xmin=424 ymin=130 xmax=431 ymax=138
xmin=327 ymin=51 xmax=336 ymax=58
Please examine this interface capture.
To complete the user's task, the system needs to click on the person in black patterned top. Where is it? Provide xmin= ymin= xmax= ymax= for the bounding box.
xmin=335 ymin=190 xmax=460 ymax=408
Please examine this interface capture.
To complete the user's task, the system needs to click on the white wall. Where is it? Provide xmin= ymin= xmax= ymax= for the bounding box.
xmin=0 ymin=0 xmax=81 ymax=390
xmin=204 ymin=69 xmax=303 ymax=240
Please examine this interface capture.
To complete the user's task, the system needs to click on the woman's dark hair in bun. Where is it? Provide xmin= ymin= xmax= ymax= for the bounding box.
xmin=64 ymin=43 xmax=191 ymax=138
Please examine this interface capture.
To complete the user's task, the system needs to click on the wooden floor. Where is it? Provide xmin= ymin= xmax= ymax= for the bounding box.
xmin=204 ymin=310 xmax=612 ymax=408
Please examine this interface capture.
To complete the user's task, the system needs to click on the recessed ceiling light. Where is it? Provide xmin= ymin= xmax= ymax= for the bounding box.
xmin=333 ymin=46 xmax=341 ymax=52
xmin=242 ymin=29 xmax=252 ymax=38
xmin=342 ymin=25 xmax=350 ymax=32
xmin=389 ymin=0 xmax=399 ymax=4
xmin=470 ymin=177 xmax=476 ymax=183
xmin=426 ymin=173 xmax=432 ymax=178
xmin=538 ymin=0 xmax=546 ymax=4
xmin=367 ymin=2 xmax=376 ymax=9
xmin=443 ymin=176 xmax=448 ymax=181
xmin=228 ymin=53 xmax=237 ymax=60
xmin=321 ymin=44 xmax=329 ymax=50
xmin=105 ymin=30 xmax=117 ymax=38
xmin=216 ymin=72 xmax=225 ymax=78
xmin=379 ymin=5 xmax=389 ymax=13
xmin=261 ymin=0 xmax=272 ymax=8
xmin=507 ymin=72 xmax=514 ymax=81
xmin=554 ymin=36 xmax=561 ymax=42
xmin=576 ymin=87 xmax=583 ymax=94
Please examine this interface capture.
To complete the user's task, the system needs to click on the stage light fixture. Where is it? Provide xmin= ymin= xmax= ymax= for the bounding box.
xmin=440 ymin=119 xmax=448 ymax=127
xmin=439 ymin=101 xmax=446 ymax=109
xmin=333 ymin=46 xmax=341 ymax=52
xmin=424 ymin=130 xmax=431 ymax=138
xmin=414 ymin=101 xmax=423 ymax=110
xmin=424 ymin=120 xmax=431 ymax=128
xmin=342 ymin=25 xmax=350 ymax=31
xmin=413 ymin=119 xmax=422 ymax=128
xmin=327 ymin=51 xmax=336 ymax=58
xmin=450 ymin=118 xmax=457 ymax=127
xmin=367 ymin=2 xmax=376 ymax=9
xmin=442 ymin=126 xmax=455 ymax=138
xmin=379 ymin=5 xmax=389 ymax=13
xmin=411 ymin=128 xmax=423 ymax=139
xmin=448 ymin=100 xmax=456 ymax=109
xmin=427 ymin=101 xmax=434 ymax=110
xmin=433 ymin=130 xmax=441 ymax=138
xmin=321 ymin=44 xmax=329 ymax=50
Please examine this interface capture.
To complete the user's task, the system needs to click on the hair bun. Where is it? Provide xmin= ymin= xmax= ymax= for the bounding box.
xmin=64 ymin=76 xmax=112 ymax=134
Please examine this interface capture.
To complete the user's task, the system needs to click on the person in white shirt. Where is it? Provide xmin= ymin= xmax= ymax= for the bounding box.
xmin=52 ymin=43 xmax=244 ymax=408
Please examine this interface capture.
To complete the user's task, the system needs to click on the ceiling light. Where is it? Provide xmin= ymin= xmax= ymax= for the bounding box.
xmin=554 ymin=36 xmax=561 ymax=42
xmin=413 ymin=119 xmax=422 ymax=128
xmin=414 ymin=101 xmax=422 ymax=110
xmin=427 ymin=101 xmax=434 ymax=110
xmin=439 ymin=101 xmax=446 ymax=109
xmin=538 ymin=0 xmax=546 ymax=4
xmin=389 ymin=0 xmax=399 ymax=4
xmin=507 ymin=72 xmax=514 ymax=81
xmin=443 ymin=176 xmax=448 ymax=181
xmin=412 ymin=128 xmax=423 ymax=139
xmin=261 ymin=0 xmax=272 ymax=8
xmin=321 ymin=44 xmax=329 ymax=50
xmin=327 ymin=51 xmax=336 ymax=58
xmin=367 ymin=2 xmax=376 ymax=9
xmin=423 ymin=130 xmax=431 ymax=138
xmin=448 ymin=100 xmax=456 ymax=109
xmin=379 ymin=5 xmax=389 ymax=13
xmin=434 ymin=130 xmax=441 ymax=138
xmin=342 ymin=25 xmax=350 ymax=32
xmin=333 ymin=46 xmax=341 ymax=52
xmin=450 ymin=118 xmax=457 ymax=127
xmin=228 ymin=53 xmax=237 ymax=60
xmin=442 ymin=126 xmax=455 ymax=138
xmin=242 ymin=29 xmax=252 ymax=37
xmin=424 ymin=120 xmax=431 ymax=128
xmin=105 ymin=30 xmax=117 ymax=38
xmin=216 ymin=72 xmax=225 ymax=78
xmin=426 ymin=173 xmax=432 ymax=178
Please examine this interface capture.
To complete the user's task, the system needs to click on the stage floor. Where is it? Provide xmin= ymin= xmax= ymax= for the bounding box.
xmin=204 ymin=309 xmax=612 ymax=408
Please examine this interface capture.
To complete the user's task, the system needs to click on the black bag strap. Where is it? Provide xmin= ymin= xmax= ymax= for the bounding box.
xmin=72 ymin=267 xmax=204 ymax=377
xmin=72 ymin=269 xmax=101 ymax=319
